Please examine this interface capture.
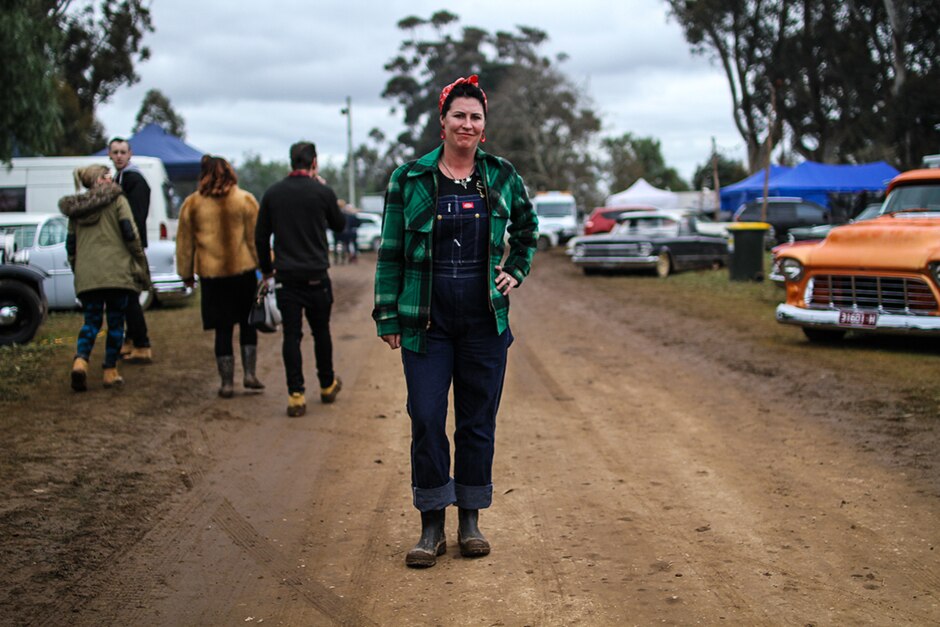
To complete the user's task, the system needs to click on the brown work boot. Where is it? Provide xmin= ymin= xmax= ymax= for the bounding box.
xmin=71 ymin=357 xmax=89 ymax=392
xmin=287 ymin=392 xmax=306 ymax=417
xmin=320 ymin=377 xmax=342 ymax=404
xmin=125 ymin=346 xmax=153 ymax=364
xmin=102 ymin=367 xmax=124 ymax=387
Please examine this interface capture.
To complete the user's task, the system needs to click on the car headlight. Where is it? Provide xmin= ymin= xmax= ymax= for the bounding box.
xmin=930 ymin=262 xmax=940 ymax=284
xmin=571 ymin=243 xmax=586 ymax=258
xmin=779 ymin=258 xmax=804 ymax=282
xmin=638 ymin=242 xmax=653 ymax=256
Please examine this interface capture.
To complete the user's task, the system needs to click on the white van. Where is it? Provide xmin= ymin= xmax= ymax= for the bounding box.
xmin=532 ymin=190 xmax=578 ymax=250
xmin=0 ymin=156 xmax=180 ymax=243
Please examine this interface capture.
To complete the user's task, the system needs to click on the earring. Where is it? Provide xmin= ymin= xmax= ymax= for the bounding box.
xmin=440 ymin=127 xmax=445 ymax=140
xmin=481 ymin=130 xmax=487 ymax=144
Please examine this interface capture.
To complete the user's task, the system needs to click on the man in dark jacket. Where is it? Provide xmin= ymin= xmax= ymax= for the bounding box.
xmin=256 ymin=141 xmax=345 ymax=417
xmin=108 ymin=137 xmax=152 ymax=363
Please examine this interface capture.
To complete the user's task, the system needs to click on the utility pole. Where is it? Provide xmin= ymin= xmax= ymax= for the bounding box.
xmin=340 ymin=96 xmax=355 ymax=207
xmin=711 ymin=136 xmax=721 ymax=221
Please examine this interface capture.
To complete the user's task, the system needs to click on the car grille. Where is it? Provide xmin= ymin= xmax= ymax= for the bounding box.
xmin=807 ymin=274 xmax=938 ymax=314
xmin=579 ymin=243 xmax=646 ymax=258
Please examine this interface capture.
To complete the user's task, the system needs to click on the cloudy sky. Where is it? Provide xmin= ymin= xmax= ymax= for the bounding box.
xmin=97 ymin=0 xmax=745 ymax=188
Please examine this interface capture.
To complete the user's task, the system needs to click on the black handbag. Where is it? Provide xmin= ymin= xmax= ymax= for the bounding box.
xmin=248 ymin=279 xmax=281 ymax=333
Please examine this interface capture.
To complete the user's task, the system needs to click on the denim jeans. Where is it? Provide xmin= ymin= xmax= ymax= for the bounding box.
xmin=275 ymin=278 xmax=334 ymax=394
xmin=76 ymin=289 xmax=131 ymax=368
xmin=401 ymin=270 xmax=512 ymax=512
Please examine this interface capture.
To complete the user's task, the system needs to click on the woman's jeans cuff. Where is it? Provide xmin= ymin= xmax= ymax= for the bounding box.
xmin=455 ymin=482 xmax=493 ymax=510
xmin=413 ymin=478 xmax=456 ymax=512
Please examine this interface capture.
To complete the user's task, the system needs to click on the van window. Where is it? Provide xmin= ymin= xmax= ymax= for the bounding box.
xmin=38 ymin=218 xmax=68 ymax=246
xmin=0 ymin=224 xmax=37 ymax=250
xmin=535 ymin=199 xmax=575 ymax=218
xmin=0 ymin=188 xmax=26 ymax=212
xmin=795 ymin=204 xmax=825 ymax=221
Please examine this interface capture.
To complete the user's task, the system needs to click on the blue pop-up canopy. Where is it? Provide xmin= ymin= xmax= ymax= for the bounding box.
xmin=95 ymin=123 xmax=204 ymax=179
xmin=720 ymin=161 xmax=899 ymax=211
xmin=720 ymin=165 xmax=792 ymax=213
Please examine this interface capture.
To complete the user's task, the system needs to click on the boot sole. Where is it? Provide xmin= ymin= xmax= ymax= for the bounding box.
xmin=405 ymin=541 xmax=446 ymax=568
xmin=287 ymin=406 xmax=307 ymax=417
xmin=320 ymin=378 xmax=342 ymax=404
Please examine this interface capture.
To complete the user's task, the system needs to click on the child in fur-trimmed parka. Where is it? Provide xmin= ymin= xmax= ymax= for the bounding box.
xmin=59 ymin=164 xmax=150 ymax=391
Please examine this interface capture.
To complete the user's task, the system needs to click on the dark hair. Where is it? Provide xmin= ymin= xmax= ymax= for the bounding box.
xmin=290 ymin=141 xmax=317 ymax=170
xmin=441 ymin=83 xmax=487 ymax=117
xmin=108 ymin=137 xmax=130 ymax=149
xmin=197 ymin=155 xmax=238 ymax=197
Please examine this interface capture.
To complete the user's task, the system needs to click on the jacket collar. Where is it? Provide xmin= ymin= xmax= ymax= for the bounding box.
xmin=407 ymin=144 xmax=489 ymax=177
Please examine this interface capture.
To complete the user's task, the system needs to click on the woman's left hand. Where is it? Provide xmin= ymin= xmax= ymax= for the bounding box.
xmin=495 ymin=266 xmax=519 ymax=295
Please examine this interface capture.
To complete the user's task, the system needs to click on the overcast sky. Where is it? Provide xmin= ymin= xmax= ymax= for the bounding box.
xmin=97 ymin=0 xmax=745 ymax=189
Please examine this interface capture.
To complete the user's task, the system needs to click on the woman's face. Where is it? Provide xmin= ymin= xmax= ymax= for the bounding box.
xmin=441 ymin=96 xmax=485 ymax=151
xmin=96 ymin=173 xmax=112 ymax=186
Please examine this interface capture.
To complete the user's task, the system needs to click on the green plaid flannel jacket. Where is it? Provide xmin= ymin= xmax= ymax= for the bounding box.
xmin=372 ymin=145 xmax=538 ymax=353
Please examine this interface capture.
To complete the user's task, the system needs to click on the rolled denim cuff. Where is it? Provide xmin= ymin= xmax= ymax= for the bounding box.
xmin=413 ymin=478 xmax=456 ymax=512
xmin=455 ymin=482 xmax=493 ymax=510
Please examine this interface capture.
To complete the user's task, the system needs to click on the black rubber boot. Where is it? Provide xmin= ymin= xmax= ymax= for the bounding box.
xmin=405 ymin=509 xmax=446 ymax=568
xmin=241 ymin=345 xmax=265 ymax=391
xmin=216 ymin=355 xmax=235 ymax=398
xmin=457 ymin=508 xmax=491 ymax=557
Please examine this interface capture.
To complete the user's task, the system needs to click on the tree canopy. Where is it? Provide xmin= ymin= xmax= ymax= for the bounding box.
xmin=381 ymin=12 xmax=604 ymax=207
xmin=134 ymin=88 xmax=186 ymax=138
xmin=667 ymin=0 xmax=939 ymax=171
xmin=603 ymin=133 xmax=689 ymax=193
xmin=0 ymin=0 xmax=153 ymax=161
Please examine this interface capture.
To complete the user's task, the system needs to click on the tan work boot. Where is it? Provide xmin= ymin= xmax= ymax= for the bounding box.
xmin=126 ymin=346 xmax=153 ymax=364
xmin=102 ymin=367 xmax=124 ymax=387
xmin=320 ymin=377 xmax=342 ymax=404
xmin=120 ymin=341 xmax=133 ymax=358
xmin=71 ymin=357 xmax=89 ymax=392
xmin=287 ymin=392 xmax=306 ymax=417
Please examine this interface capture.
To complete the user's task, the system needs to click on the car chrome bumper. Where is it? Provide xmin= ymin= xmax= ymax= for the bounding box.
xmin=776 ymin=304 xmax=940 ymax=334
xmin=571 ymin=255 xmax=658 ymax=268
xmin=151 ymin=273 xmax=195 ymax=302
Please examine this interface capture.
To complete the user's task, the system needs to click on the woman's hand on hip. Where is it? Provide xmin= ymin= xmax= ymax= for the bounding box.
xmin=381 ymin=334 xmax=401 ymax=350
xmin=495 ymin=266 xmax=519 ymax=295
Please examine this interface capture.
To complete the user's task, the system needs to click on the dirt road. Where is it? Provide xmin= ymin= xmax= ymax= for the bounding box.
xmin=4 ymin=251 xmax=939 ymax=626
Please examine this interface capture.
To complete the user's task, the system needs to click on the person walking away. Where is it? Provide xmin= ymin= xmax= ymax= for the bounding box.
xmin=108 ymin=137 xmax=153 ymax=363
xmin=373 ymin=75 xmax=538 ymax=567
xmin=60 ymin=165 xmax=151 ymax=391
xmin=256 ymin=141 xmax=345 ymax=417
xmin=340 ymin=206 xmax=360 ymax=263
xmin=176 ymin=155 xmax=264 ymax=398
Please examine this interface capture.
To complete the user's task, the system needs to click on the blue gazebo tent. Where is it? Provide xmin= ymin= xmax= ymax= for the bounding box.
xmin=720 ymin=161 xmax=899 ymax=213
xmin=95 ymin=123 xmax=204 ymax=179
xmin=719 ymin=165 xmax=792 ymax=213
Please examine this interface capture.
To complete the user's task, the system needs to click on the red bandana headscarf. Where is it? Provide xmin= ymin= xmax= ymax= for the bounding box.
xmin=438 ymin=74 xmax=488 ymax=113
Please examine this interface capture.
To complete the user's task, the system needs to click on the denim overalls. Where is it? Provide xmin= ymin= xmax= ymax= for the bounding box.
xmin=401 ymin=173 xmax=513 ymax=512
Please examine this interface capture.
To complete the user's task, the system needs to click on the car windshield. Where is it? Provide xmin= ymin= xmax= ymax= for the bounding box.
xmin=536 ymin=199 xmax=575 ymax=218
xmin=854 ymin=202 xmax=884 ymax=221
xmin=613 ymin=217 xmax=677 ymax=235
xmin=0 ymin=224 xmax=37 ymax=251
xmin=882 ymin=184 xmax=940 ymax=214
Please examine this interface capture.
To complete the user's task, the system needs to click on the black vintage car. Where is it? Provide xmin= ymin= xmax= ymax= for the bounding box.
xmin=566 ymin=212 xmax=730 ymax=277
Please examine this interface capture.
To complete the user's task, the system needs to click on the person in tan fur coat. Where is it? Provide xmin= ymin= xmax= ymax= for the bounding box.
xmin=176 ymin=155 xmax=264 ymax=398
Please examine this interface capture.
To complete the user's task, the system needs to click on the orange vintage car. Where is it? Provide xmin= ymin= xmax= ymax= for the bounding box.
xmin=775 ymin=168 xmax=940 ymax=342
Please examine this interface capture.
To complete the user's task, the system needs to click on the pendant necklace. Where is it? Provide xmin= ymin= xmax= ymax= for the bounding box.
xmin=440 ymin=159 xmax=474 ymax=189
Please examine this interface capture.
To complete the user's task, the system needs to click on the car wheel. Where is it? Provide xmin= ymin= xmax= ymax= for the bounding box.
xmin=138 ymin=288 xmax=155 ymax=310
xmin=656 ymin=251 xmax=673 ymax=278
xmin=802 ymin=328 xmax=846 ymax=343
xmin=0 ymin=279 xmax=44 ymax=346
xmin=537 ymin=235 xmax=551 ymax=251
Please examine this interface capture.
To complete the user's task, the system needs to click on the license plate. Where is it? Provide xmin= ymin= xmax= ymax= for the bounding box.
xmin=838 ymin=310 xmax=878 ymax=328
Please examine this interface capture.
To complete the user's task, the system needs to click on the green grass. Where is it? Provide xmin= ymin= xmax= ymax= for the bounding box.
xmin=0 ymin=310 xmax=81 ymax=401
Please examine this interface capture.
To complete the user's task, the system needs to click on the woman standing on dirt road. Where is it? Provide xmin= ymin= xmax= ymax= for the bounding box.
xmin=373 ymin=75 xmax=539 ymax=568
xmin=176 ymin=155 xmax=264 ymax=399
xmin=60 ymin=165 xmax=151 ymax=392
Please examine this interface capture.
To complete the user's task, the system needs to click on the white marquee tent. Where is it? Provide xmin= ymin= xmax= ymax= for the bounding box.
xmin=605 ymin=178 xmax=680 ymax=209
